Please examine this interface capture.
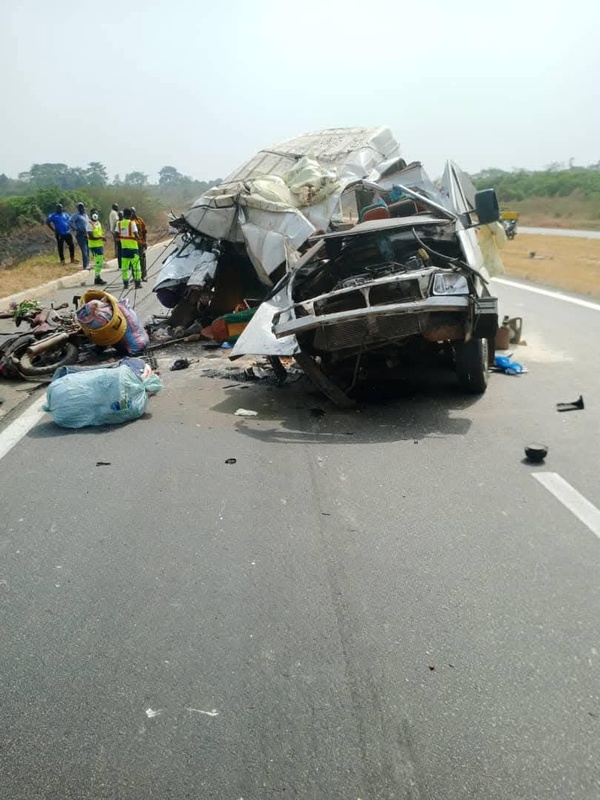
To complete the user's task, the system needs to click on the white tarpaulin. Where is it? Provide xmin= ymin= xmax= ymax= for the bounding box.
xmin=183 ymin=127 xmax=401 ymax=279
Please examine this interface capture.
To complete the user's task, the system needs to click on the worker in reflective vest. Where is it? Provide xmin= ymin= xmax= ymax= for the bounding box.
xmin=86 ymin=212 xmax=107 ymax=285
xmin=116 ymin=207 xmax=142 ymax=289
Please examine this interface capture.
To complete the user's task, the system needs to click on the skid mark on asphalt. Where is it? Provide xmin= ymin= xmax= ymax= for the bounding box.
xmin=533 ymin=472 xmax=600 ymax=538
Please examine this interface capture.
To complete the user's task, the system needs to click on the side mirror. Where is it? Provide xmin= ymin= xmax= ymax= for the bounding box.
xmin=474 ymin=189 xmax=500 ymax=224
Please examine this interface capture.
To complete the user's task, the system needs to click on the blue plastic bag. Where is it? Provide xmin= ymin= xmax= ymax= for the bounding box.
xmin=44 ymin=363 xmax=162 ymax=428
xmin=494 ymin=354 xmax=527 ymax=375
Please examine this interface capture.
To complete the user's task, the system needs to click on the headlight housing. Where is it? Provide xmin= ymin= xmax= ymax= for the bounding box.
xmin=432 ymin=272 xmax=469 ymax=295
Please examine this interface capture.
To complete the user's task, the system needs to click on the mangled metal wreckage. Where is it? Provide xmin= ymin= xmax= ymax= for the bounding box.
xmin=154 ymin=127 xmax=504 ymax=405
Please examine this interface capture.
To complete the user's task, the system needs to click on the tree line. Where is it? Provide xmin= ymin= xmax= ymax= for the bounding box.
xmin=0 ymin=163 xmax=222 ymax=240
xmin=0 ymin=162 xmax=220 ymax=197
xmin=472 ymin=163 xmax=600 ymax=203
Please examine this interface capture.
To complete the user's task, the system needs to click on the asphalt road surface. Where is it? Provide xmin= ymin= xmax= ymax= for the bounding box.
xmin=520 ymin=226 xmax=600 ymax=239
xmin=1 ymin=273 xmax=599 ymax=799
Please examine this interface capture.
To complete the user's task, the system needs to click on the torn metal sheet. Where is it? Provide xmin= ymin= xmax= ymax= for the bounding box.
xmin=231 ymin=285 xmax=299 ymax=359
xmin=240 ymin=206 xmax=315 ymax=281
xmin=154 ymin=243 xmax=216 ymax=288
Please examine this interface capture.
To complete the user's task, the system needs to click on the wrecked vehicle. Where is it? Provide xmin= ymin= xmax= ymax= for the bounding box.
xmin=153 ymin=127 xmax=504 ymax=405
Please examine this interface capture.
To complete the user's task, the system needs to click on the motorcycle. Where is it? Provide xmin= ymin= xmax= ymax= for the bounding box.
xmin=503 ymin=218 xmax=517 ymax=240
xmin=1 ymin=304 xmax=83 ymax=380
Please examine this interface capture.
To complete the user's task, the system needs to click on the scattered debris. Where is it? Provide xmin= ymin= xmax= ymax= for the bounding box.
xmin=493 ymin=354 xmax=527 ymax=375
xmin=557 ymin=395 xmax=584 ymax=412
xmin=170 ymin=358 xmax=191 ymax=371
xmin=495 ymin=316 xmax=523 ymax=350
xmin=186 ymin=708 xmax=220 ymax=717
xmin=225 ymin=458 xmax=237 ymax=464
xmin=524 ymin=444 xmax=548 ymax=463
xmin=145 ymin=708 xmax=162 ymax=718
xmin=95 ymin=461 xmax=111 ymax=467
xmin=234 ymin=408 xmax=258 ymax=417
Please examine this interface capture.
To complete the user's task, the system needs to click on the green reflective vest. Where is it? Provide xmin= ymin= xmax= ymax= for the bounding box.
xmin=89 ymin=221 xmax=103 ymax=247
xmin=118 ymin=219 xmax=138 ymax=251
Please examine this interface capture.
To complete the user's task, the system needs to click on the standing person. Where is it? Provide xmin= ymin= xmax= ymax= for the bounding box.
xmin=109 ymin=203 xmax=121 ymax=266
xmin=87 ymin=213 xmax=107 ymax=286
xmin=116 ymin=207 xmax=142 ymax=289
xmin=46 ymin=203 xmax=78 ymax=265
xmin=68 ymin=202 xmax=90 ymax=270
xmin=131 ymin=207 xmax=148 ymax=281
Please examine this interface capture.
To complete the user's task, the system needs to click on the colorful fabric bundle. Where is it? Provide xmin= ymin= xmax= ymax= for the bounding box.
xmin=76 ymin=299 xmax=113 ymax=330
xmin=116 ymin=298 xmax=150 ymax=355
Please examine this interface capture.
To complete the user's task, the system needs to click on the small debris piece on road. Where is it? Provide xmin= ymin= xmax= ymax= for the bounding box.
xmin=428 ymin=664 xmax=436 ymax=671
xmin=170 ymin=358 xmax=190 ymax=371
xmin=96 ymin=461 xmax=111 ymax=466
xmin=524 ymin=444 xmax=548 ymax=463
xmin=235 ymin=408 xmax=258 ymax=417
xmin=225 ymin=458 xmax=237 ymax=464
xmin=556 ymin=395 xmax=584 ymax=412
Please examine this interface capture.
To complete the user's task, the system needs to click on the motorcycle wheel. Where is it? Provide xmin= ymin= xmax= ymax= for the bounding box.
xmin=13 ymin=340 xmax=79 ymax=377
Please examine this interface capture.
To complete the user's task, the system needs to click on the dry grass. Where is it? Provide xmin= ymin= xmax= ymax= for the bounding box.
xmin=515 ymin=194 xmax=600 ymax=231
xmin=0 ymin=253 xmax=79 ymax=299
xmin=501 ymin=234 xmax=600 ymax=297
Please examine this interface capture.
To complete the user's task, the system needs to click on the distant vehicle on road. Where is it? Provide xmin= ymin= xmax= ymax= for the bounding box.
xmin=501 ymin=209 xmax=519 ymax=239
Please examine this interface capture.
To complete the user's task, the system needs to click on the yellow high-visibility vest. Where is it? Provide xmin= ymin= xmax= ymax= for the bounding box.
xmin=89 ymin=221 xmax=103 ymax=247
xmin=118 ymin=219 xmax=138 ymax=251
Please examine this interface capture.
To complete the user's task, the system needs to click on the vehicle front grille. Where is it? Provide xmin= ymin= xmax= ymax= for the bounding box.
xmin=368 ymin=279 xmax=422 ymax=306
xmin=314 ymin=290 xmax=366 ymax=315
xmin=313 ymin=312 xmax=422 ymax=351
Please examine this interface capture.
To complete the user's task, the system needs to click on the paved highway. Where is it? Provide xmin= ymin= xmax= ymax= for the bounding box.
xmin=1 ymin=272 xmax=599 ymax=798
xmin=520 ymin=226 xmax=600 ymax=239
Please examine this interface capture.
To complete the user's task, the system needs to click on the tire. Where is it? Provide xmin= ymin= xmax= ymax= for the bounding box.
xmin=455 ymin=338 xmax=489 ymax=394
xmin=14 ymin=340 xmax=79 ymax=377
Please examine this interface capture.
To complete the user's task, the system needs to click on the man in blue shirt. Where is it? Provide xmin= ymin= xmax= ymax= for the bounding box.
xmin=46 ymin=203 xmax=77 ymax=265
xmin=68 ymin=202 xmax=90 ymax=270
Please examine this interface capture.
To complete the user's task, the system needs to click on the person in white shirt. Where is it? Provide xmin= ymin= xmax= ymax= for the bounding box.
xmin=109 ymin=203 xmax=121 ymax=268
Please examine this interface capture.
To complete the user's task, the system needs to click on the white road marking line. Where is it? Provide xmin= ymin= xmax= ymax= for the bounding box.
xmin=533 ymin=473 xmax=600 ymax=538
xmin=493 ymin=278 xmax=600 ymax=311
xmin=187 ymin=707 xmax=220 ymax=717
xmin=0 ymin=396 xmax=47 ymax=463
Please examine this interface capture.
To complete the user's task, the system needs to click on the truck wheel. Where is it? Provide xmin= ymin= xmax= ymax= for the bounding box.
xmin=455 ymin=338 xmax=488 ymax=394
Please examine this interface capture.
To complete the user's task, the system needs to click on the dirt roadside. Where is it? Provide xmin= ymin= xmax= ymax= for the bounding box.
xmin=501 ymin=233 xmax=600 ymax=297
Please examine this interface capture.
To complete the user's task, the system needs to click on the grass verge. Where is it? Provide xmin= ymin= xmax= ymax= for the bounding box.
xmin=0 ymin=253 xmax=81 ymax=299
xmin=501 ymin=234 xmax=600 ymax=297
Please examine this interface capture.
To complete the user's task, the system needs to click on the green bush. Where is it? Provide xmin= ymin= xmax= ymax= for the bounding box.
xmin=0 ymin=195 xmax=42 ymax=235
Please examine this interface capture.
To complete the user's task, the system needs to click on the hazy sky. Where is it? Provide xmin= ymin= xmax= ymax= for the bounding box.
xmin=1 ymin=0 xmax=598 ymax=182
